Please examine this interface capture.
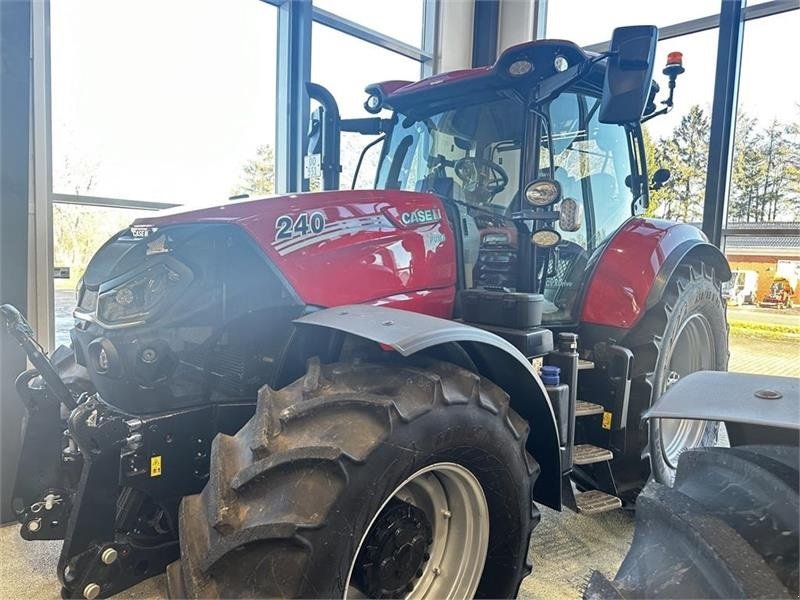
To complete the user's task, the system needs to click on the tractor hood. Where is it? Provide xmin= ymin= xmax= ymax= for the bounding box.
xmin=71 ymin=189 xmax=456 ymax=414
xmin=127 ymin=189 xmax=457 ymax=311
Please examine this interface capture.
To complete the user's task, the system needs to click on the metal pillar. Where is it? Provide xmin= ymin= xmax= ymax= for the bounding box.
xmin=702 ymin=0 xmax=746 ymax=248
xmin=534 ymin=0 xmax=548 ymax=40
xmin=472 ymin=0 xmax=499 ymax=67
xmin=275 ymin=0 xmax=312 ymax=194
xmin=1 ymin=0 xmax=32 ymax=523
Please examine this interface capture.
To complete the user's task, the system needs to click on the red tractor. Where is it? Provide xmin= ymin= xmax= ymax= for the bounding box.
xmin=3 ymin=26 xmax=734 ymax=599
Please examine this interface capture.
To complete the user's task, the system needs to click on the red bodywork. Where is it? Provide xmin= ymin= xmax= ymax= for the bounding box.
xmin=580 ymin=217 xmax=710 ymax=329
xmin=135 ymin=190 xmax=458 ymax=318
xmin=136 ymin=196 xmax=709 ymax=331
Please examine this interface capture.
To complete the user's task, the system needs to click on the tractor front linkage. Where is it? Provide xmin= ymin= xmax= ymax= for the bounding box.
xmin=2 ymin=304 xmax=248 ymax=599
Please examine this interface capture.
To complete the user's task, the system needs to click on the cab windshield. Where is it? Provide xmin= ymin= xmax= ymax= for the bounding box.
xmin=373 ymin=88 xmax=640 ymax=324
xmin=376 ymin=96 xmax=525 ymax=215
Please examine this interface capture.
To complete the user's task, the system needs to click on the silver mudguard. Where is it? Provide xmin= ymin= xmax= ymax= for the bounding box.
xmin=645 ymin=371 xmax=799 ymax=446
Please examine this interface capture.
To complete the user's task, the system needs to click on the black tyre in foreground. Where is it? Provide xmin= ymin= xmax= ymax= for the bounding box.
xmin=168 ymin=358 xmax=539 ymax=599
xmin=587 ymin=444 xmax=799 ymax=599
xmin=618 ymin=262 xmax=728 ymax=496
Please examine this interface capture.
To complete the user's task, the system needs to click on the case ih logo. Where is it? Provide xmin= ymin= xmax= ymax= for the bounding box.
xmin=400 ymin=208 xmax=442 ymax=226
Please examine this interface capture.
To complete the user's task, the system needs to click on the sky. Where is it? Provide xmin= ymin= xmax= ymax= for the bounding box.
xmin=51 ymin=0 xmax=799 ymax=208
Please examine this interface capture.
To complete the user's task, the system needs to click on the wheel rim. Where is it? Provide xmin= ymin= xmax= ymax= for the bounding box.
xmin=659 ymin=313 xmax=715 ymax=469
xmin=345 ymin=462 xmax=489 ymax=600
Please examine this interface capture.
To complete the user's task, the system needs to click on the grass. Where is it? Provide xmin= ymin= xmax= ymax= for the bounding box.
xmin=728 ymin=318 xmax=800 ymax=341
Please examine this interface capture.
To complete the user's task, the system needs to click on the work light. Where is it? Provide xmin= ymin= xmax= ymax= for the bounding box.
xmin=525 ymin=179 xmax=561 ymax=207
xmin=531 ymin=228 xmax=562 ymax=248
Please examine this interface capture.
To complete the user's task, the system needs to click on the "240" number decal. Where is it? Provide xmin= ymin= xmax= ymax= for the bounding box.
xmin=275 ymin=212 xmax=326 ymax=241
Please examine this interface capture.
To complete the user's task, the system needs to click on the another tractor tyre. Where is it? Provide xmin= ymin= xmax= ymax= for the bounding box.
xmin=168 ymin=357 xmax=539 ymax=599
xmin=619 ymin=262 xmax=728 ymax=496
xmin=587 ymin=445 xmax=799 ymax=599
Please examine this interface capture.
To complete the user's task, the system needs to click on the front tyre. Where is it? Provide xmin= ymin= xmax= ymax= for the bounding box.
xmin=624 ymin=263 xmax=729 ymax=492
xmin=169 ymin=358 xmax=539 ymax=599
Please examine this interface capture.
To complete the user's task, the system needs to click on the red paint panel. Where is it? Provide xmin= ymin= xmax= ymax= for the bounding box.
xmin=136 ymin=190 xmax=457 ymax=316
xmin=580 ymin=218 xmax=709 ymax=329
xmin=387 ymin=66 xmax=492 ymax=99
xmin=369 ymin=287 xmax=456 ymax=319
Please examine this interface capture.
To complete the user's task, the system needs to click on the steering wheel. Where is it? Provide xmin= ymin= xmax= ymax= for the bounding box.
xmin=453 ymin=157 xmax=509 ymax=200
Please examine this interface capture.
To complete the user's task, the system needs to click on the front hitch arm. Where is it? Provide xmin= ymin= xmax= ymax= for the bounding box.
xmin=1 ymin=303 xmax=77 ymax=410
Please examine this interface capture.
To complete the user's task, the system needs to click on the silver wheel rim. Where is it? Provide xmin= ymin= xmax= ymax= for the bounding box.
xmin=660 ymin=313 xmax=715 ymax=469
xmin=344 ymin=462 xmax=489 ymax=600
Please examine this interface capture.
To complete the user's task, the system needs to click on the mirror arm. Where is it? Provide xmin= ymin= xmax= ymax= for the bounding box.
xmin=341 ymin=117 xmax=393 ymax=135
xmin=641 ymin=69 xmax=681 ymax=123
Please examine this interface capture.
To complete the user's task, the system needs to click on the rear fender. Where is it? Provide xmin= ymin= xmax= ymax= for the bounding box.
xmin=580 ymin=218 xmax=731 ymax=330
xmin=645 ymin=239 xmax=731 ymax=311
xmin=291 ymin=305 xmax=562 ymax=509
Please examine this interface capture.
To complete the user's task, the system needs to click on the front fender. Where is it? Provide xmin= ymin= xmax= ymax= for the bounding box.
xmin=294 ymin=305 xmax=562 ymax=509
xmin=580 ymin=218 xmax=730 ymax=330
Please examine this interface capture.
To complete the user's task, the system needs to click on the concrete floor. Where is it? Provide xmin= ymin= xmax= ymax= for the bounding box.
xmin=0 ymin=505 xmax=634 ymax=600
xmin=7 ymin=312 xmax=788 ymax=599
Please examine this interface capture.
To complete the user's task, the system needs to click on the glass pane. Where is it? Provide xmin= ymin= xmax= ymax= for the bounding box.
xmin=311 ymin=22 xmax=422 ymax=189
xmin=53 ymin=203 xmax=148 ymax=346
xmin=643 ymin=28 xmax=718 ymax=223
xmin=376 ymin=96 xmax=525 ymax=213
xmin=313 ymin=0 xmax=425 ymax=47
xmin=51 ymin=0 xmax=277 ymax=206
xmin=545 ymin=0 xmax=722 ymax=47
xmin=724 ymin=12 xmax=800 ymax=379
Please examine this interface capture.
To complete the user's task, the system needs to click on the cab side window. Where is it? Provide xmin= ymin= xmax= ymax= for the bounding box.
xmin=585 ymin=97 xmax=634 ymax=246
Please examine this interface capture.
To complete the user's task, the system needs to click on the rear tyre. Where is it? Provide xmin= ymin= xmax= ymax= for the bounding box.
xmin=169 ymin=358 xmax=539 ymax=599
xmin=619 ymin=263 xmax=728 ymax=497
xmin=599 ymin=445 xmax=799 ymax=598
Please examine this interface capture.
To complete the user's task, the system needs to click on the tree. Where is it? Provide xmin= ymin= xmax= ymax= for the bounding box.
xmin=728 ymin=111 xmax=799 ymax=223
xmin=52 ymin=158 xmax=134 ymax=289
xmin=651 ymin=105 xmax=710 ymax=222
xmin=642 ymin=126 xmax=667 ymax=218
xmin=232 ymin=144 xmax=275 ymax=196
xmin=729 ymin=112 xmax=765 ymax=223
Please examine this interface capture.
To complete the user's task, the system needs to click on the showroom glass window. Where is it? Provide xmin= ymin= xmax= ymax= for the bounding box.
xmin=545 ymin=0 xmax=722 ymax=47
xmin=50 ymin=0 xmax=278 ymax=344
xmin=310 ymin=24 xmax=423 ymax=190
xmin=721 ymin=9 xmax=800 ymax=372
xmin=51 ymin=0 xmax=278 ymax=206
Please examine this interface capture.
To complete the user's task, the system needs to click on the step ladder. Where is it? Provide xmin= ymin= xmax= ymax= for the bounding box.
xmin=568 ymin=399 xmax=622 ymax=515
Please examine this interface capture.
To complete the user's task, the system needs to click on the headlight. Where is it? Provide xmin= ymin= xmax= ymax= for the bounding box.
xmin=97 ymin=263 xmax=185 ymax=324
xmin=531 ymin=228 xmax=562 ymax=248
xmin=525 ymin=179 xmax=561 ymax=207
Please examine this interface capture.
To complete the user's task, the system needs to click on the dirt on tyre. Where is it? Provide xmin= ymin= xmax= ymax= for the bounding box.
xmin=587 ymin=444 xmax=799 ymax=598
xmin=168 ymin=357 xmax=539 ymax=599
xmin=618 ymin=262 xmax=729 ymax=497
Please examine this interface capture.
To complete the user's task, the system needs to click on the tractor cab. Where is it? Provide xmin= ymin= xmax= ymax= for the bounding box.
xmin=307 ymin=26 xmax=679 ymax=326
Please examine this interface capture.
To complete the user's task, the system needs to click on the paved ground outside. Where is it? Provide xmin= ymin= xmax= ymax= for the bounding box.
xmin=727 ymin=305 xmax=800 ymax=377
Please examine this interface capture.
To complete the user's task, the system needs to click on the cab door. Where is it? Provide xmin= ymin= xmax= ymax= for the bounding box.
xmin=539 ymin=90 xmax=637 ymax=324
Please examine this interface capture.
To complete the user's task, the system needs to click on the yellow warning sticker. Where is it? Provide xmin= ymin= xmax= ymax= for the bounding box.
xmin=602 ymin=412 xmax=613 ymax=430
xmin=150 ymin=455 xmax=162 ymax=477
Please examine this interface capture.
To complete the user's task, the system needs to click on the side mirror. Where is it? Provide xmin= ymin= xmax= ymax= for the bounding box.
xmin=600 ymin=25 xmax=658 ymax=124
xmin=651 ymin=168 xmax=670 ymax=190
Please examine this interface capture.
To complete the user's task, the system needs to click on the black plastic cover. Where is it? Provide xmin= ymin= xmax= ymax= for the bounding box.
xmin=461 ymin=288 xmax=544 ymax=329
